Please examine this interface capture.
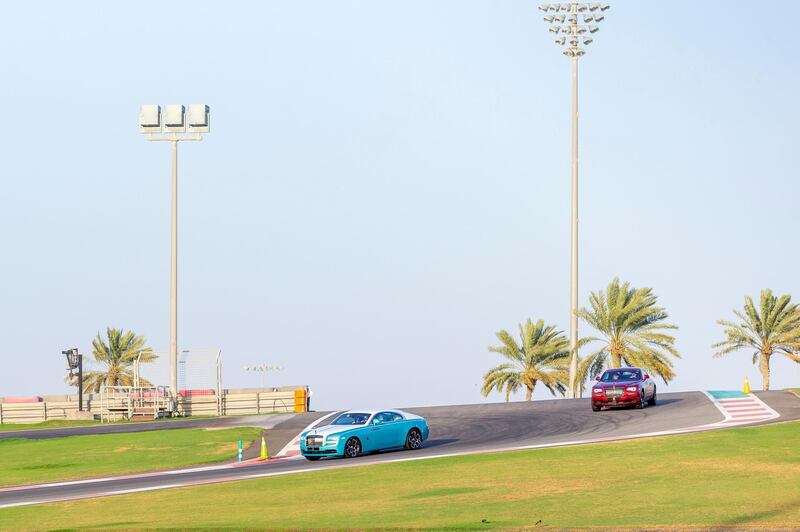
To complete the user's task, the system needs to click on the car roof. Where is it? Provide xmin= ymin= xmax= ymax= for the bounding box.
xmin=339 ymin=409 xmax=405 ymax=416
xmin=604 ymin=367 xmax=642 ymax=371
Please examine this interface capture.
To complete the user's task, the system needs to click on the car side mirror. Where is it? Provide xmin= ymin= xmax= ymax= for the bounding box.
xmin=595 ymin=376 xmax=601 ymax=381
xmin=643 ymin=374 xmax=649 ymax=380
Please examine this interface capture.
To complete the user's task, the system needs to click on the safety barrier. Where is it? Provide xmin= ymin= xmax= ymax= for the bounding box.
xmin=0 ymin=386 xmax=308 ymax=424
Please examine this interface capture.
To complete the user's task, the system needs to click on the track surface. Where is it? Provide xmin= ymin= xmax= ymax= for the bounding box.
xmin=1 ymin=390 xmax=798 ymax=508
xmin=0 ymin=414 xmax=297 ymax=441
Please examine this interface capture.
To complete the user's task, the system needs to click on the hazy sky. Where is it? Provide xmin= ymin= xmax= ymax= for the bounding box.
xmin=2 ymin=1 xmax=799 ymax=409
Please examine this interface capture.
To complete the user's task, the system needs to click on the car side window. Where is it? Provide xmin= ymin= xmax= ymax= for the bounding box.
xmin=373 ymin=412 xmax=392 ymax=424
xmin=389 ymin=412 xmax=404 ymax=422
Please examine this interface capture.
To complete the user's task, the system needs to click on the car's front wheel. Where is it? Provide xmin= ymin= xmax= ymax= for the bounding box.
xmin=648 ymin=388 xmax=657 ymax=406
xmin=305 ymin=456 xmax=321 ymax=461
xmin=343 ymin=437 xmax=361 ymax=458
xmin=404 ymin=428 xmax=423 ymax=450
xmin=591 ymin=405 xmax=601 ymax=412
xmin=636 ymin=391 xmax=646 ymax=409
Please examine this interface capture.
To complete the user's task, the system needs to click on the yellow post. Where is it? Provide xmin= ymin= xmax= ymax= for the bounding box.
xmin=743 ymin=376 xmax=751 ymax=394
xmin=260 ymin=436 xmax=268 ymax=460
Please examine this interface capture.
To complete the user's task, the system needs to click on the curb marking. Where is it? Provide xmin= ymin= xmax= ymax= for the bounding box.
xmin=274 ymin=411 xmax=341 ymax=458
xmin=702 ymin=392 xmax=779 ymax=425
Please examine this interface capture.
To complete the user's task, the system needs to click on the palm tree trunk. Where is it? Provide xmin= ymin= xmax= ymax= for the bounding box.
xmin=760 ymin=353 xmax=771 ymax=391
xmin=525 ymin=381 xmax=537 ymax=401
xmin=610 ymin=342 xmax=624 ymax=368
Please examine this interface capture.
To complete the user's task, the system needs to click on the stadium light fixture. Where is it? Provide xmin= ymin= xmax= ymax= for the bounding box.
xmin=139 ymin=104 xmax=211 ymax=398
xmin=538 ymin=1 xmax=610 ymax=398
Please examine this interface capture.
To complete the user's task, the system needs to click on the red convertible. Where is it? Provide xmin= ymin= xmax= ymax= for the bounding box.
xmin=591 ymin=367 xmax=657 ymax=412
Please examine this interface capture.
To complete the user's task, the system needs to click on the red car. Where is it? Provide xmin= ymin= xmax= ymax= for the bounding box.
xmin=591 ymin=367 xmax=656 ymax=412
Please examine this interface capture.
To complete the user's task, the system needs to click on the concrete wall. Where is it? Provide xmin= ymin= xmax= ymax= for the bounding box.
xmin=0 ymin=385 xmax=308 ymax=424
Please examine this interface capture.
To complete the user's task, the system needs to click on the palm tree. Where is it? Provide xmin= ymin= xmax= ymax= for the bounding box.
xmin=577 ymin=278 xmax=680 ymax=383
xmin=482 ymin=318 xmax=569 ymax=401
xmin=70 ymin=328 xmax=157 ymax=392
xmin=713 ymin=289 xmax=800 ymax=390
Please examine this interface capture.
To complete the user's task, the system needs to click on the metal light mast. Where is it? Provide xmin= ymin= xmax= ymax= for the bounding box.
xmin=139 ymin=104 xmax=211 ymax=398
xmin=539 ymin=2 xmax=610 ymax=398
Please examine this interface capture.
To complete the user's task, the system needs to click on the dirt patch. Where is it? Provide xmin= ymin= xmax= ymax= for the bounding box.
xmin=675 ymin=459 xmax=800 ymax=480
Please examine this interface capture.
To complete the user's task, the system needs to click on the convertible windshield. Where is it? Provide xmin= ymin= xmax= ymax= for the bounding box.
xmin=601 ymin=369 xmax=641 ymax=382
xmin=331 ymin=413 xmax=371 ymax=425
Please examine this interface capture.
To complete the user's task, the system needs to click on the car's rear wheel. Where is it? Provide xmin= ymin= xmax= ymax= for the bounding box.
xmin=343 ymin=437 xmax=361 ymax=458
xmin=305 ymin=456 xmax=321 ymax=461
xmin=404 ymin=428 xmax=423 ymax=450
xmin=648 ymin=388 xmax=657 ymax=406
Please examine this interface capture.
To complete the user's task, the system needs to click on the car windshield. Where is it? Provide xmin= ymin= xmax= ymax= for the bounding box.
xmin=601 ymin=369 xmax=641 ymax=382
xmin=331 ymin=413 xmax=371 ymax=425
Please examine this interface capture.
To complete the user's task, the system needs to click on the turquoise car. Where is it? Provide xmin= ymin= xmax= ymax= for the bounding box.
xmin=300 ymin=409 xmax=430 ymax=460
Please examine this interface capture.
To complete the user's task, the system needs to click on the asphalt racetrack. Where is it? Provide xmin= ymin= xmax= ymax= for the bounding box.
xmin=1 ymin=391 xmax=798 ymax=508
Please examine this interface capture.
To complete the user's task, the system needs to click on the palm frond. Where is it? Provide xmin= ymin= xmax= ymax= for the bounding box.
xmin=577 ymin=278 xmax=680 ymax=382
xmin=484 ymin=318 xmax=570 ymax=401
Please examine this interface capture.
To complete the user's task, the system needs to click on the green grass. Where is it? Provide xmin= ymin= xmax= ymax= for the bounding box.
xmin=788 ymin=388 xmax=800 ymax=397
xmin=0 ymin=426 xmax=261 ymax=487
xmin=1 ymin=422 xmax=799 ymax=531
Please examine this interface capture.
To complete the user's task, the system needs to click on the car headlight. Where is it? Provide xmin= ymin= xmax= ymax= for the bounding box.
xmin=625 ymin=386 xmax=638 ymax=392
xmin=592 ymin=388 xmax=603 ymax=394
xmin=326 ymin=435 xmax=339 ymax=444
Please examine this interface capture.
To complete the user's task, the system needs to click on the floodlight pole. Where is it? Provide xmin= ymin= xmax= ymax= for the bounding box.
xmin=148 ymin=133 xmax=202 ymax=397
xmin=568 ymin=53 xmax=579 ymax=399
xmin=539 ymin=1 xmax=609 ymax=398
xmin=170 ymin=139 xmax=178 ymax=398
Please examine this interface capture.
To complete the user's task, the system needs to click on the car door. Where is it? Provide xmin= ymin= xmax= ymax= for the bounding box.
xmin=643 ymin=373 xmax=655 ymax=399
xmin=384 ymin=412 xmax=407 ymax=448
xmin=367 ymin=412 xmax=394 ymax=450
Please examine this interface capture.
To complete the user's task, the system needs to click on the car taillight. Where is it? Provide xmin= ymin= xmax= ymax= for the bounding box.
xmin=592 ymin=388 xmax=603 ymax=394
xmin=625 ymin=386 xmax=638 ymax=392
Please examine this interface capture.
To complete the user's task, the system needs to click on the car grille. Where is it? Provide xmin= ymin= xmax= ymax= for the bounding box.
xmin=306 ymin=435 xmax=323 ymax=447
xmin=605 ymin=387 xmax=623 ymax=397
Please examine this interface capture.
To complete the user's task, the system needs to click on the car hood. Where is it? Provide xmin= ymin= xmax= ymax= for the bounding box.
xmin=594 ymin=380 xmax=641 ymax=387
xmin=303 ymin=424 xmax=359 ymax=437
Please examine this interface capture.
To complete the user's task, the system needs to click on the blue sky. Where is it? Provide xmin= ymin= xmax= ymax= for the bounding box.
xmin=1 ymin=1 xmax=799 ymax=409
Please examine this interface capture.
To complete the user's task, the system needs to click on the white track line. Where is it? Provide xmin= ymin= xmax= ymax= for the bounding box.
xmin=0 ymin=413 xmax=766 ymax=510
xmin=0 ymin=395 xmax=784 ymax=509
xmin=0 ymin=462 xmax=244 ymax=493
xmin=1 ymin=412 xmax=342 ymax=495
